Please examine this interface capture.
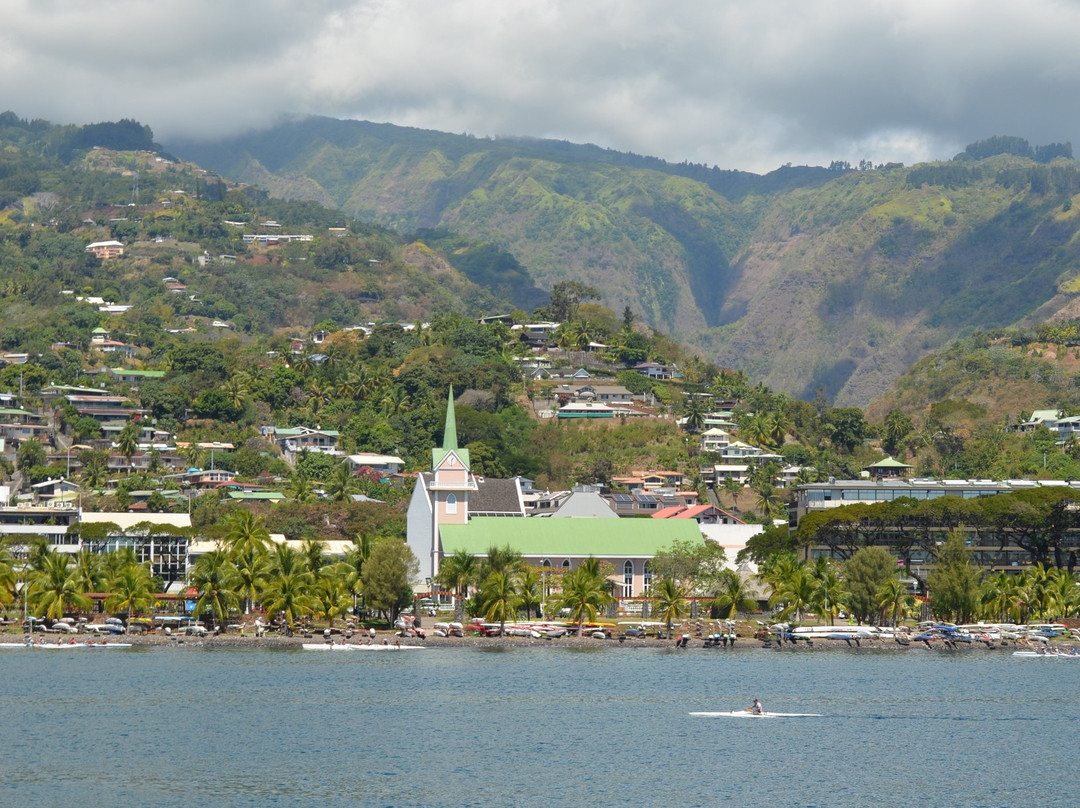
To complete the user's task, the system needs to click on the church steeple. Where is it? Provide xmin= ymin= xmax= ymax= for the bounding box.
xmin=442 ymin=385 xmax=458 ymax=451
xmin=432 ymin=386 xmax=469 ymax=469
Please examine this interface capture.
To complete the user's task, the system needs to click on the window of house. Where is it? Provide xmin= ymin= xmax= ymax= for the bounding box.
xmin=445 ymin=493 xmax=457 ymax=514
xmin=642 ymin=561 xmax=653 ymax=594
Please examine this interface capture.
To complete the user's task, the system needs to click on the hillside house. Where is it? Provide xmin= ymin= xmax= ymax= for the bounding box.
xmin=85 ymin=240 xmax=124 ymax=260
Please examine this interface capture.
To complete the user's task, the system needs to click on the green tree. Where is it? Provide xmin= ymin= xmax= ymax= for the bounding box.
xmin=223 ymin=510 xmax=271 ymax=556
xmin=324 ymin=461 xmax=359 ymax=503
xmin=556 ymin=562 xmax=612 ymax=636
xmin=230 ymin=543 xmax=270 ymax=615
xmin=115 ymin=420 xmax=140 ymax=473
xmin=927 ymin=529 xmax=982 ymax=623
xmin=105 ymin=562 xmax=156 ymax=626
xmin=28 ymin=551 xmax=92 ymax=619
xmin=477 ymin=567 xmax=522 ymax=635
xmin=843 ymin=546 xmax=897 ymax=624
xmin=436 ymin=549 xmax=478 ymax=619
xmin=188 ymin=549 xmax=239 ymax=629
xmin=649 ymin=539 xmax=727 ymax=595
xmin=261 ymin=544 xmax=315 ymax=631
xmin=651 ymin=577 xmax=690 ymax=637
xmin=710 ymin=569 xmax=757 ymax=619
xmin=361 ymin=539 xmax=419 ymax=624
xmin=16 ymin=439 xmax=46 ymax=472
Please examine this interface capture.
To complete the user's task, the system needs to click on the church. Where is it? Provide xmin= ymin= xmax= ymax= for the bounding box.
xmin=406 ymin=389 xmax=704 ymax=597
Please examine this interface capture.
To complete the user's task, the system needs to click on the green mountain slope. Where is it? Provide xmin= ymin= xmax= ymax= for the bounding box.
xmin=169 ymin=118 xmax=1080 ymax=406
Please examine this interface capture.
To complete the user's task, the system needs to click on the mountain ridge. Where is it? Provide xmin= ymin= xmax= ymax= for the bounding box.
xmin=167 ymin=117 xmax=1080 ymax=406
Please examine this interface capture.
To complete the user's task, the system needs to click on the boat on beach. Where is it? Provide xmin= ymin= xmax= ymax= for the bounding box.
xmin=0 ymin=641 xmax=132 ymax=649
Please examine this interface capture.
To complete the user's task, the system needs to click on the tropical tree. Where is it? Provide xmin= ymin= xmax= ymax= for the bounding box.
xmin=324 ymin=462 xmax=359 ymax=503
xmin=477 ymin=568 xmax=522 ymax=635
xmin=188 ymin=549 xmax=239 ymax=629
xmin=556 ymin=561 xmax=612 ymax=635
xmin=261 ymin=544 xmax=315 ymax=632
xmin=1046 ymin=567 xmax=1080 ymax=619
xmin=683 ymin=396 xmax=707 ymax=433
xmin=286 ymin=474 xmax=317 ymax=503
xmin=223 ymin=510 xmax=271 ymax=556
xmin=28 ymin=551 xmax=92 ymax=619
xmin=0 ymin=544 xmax=16 ymax=609
xmin=721 ymin=476 xmax=743 ymax=512
xmin=105 ymin=563 xmax=156 ymax=626
xmin=711 ymin=569 xmax=757 ymax=619
xmin=810 ymin=559 xmax=847 ymax=625
xmin=230 ymin=543 xmax=270 ymax=615
xmin=436 ymin=549 xmax=478 ymax=619
xmin=652 ymin=577 xmax=690 ymax=638
xmin=115 ymin=420 xmax=140 ymax=474
xmin=767 ymin=563 xmax=816 ymax=622
xmin=312 ymin=572 xmax=352 ymax=628
xmin=518 ymin=564 xmax=543 ymax=619
xmin=876 ymin=577 xmax=915 ymax=626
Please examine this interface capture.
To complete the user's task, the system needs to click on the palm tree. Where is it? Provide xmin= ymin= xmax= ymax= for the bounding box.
xmin=286 ymin=474 xmax=317 ymax=503
xmin=683 ymin=396 xmax=707 ymax=433
xmin=80 ymin=451 xmax=108 ymax=488
xmin=223 ymin=510 xmax=271 ymax=556
xmin=711 ymin=569 xmax=757 ymax=619
xmin=70 ymin=549 xmax=104 ymax=594
xmin=518 ymin=564 xmax=543 ymax=619
xmin=188 ymin=550 xmax=239 ymax=630
xmin=1046 ymin=567 xmax=1080 ymax=619
xmin=105 ymin=562 xmax=156 ymax=628
xmin=436 ymin=549 xmax=478 ymax=619
xmin=477 ymin=568 xmax=522 ymax=636
xmin=301 ymin=538 xmax=329 ymax=575
xmin=312 ymin=573 xmax=351 ymax=628
xmin=876 ymin=577 xmax=914 ymax=626
xmin=223 ymin=372 xmax=251 ymax=411
xmin=810 ymin=561 xmax=846 ymax=625
xmin=28 ymin=551 xmax=92 ymax=619
xmin=261 ymin=544 xmax=315 ymax=631
xmin=381 ymin=386 xmax=411 ymax=416
xmin=0 ymin=544 xmax=18 ymax=609
xmin=556 ymin=563 xmax=611 ymax=636
xmin=652 ymin=577 xmax=690 ymax=638
xmin=324 ymin=462 xmax=359 ymax=503
xmin=767 ymin=563 xmax=816 ymax=622
xmin=721 ymin=475 xmax=743 ymax=512
xmin=230 ymin=543 xmax=270 ymax=615
xmin=115 ymin=420 xmax=140 ymax=474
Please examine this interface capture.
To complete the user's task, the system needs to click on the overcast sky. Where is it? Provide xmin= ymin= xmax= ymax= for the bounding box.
xmin=4 ymin=0 xmax=1080 ymax=173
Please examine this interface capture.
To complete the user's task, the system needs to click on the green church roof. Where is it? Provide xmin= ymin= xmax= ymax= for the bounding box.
xmin=440 ymin=517 xmax=703 ymax=558
xmin=432 ymin=386 xmax=469 ymax=468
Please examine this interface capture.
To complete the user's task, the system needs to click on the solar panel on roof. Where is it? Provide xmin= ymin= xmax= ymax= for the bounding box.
xmin=613 ymin=493 xmax=633 ymax=503
xmin=637 ymin=495 xmax=657 ymax=504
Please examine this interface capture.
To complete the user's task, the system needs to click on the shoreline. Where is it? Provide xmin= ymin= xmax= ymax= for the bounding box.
xmin=4 ymin=630 xmax=1047 ymax=653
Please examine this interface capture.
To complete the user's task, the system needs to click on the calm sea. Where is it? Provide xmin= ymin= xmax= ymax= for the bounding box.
xmin=1 ymin=645 xmax=1077 ymax=808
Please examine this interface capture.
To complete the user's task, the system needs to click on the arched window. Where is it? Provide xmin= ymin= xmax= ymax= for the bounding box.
xmin=623 ymin=560 xmax=634 ymax=596
xmin=643 ymin=561 xmax=653 ymax=594
xmin=445 ymin=493 xmax=457 ymax=515
xmin=562 ymin=559 xmax=571 ymax=569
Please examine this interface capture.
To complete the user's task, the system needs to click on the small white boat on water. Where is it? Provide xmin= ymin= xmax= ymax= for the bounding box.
xmin=689 ymin=711 xmax=822 ymax=719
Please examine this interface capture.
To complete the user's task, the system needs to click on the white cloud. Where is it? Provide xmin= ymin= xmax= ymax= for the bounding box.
xmin=4 ymin=0 xmax=1080 ymax=172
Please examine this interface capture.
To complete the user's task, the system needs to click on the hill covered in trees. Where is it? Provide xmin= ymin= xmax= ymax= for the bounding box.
xmin=170 ymin=119 xmax=1080 ymax=406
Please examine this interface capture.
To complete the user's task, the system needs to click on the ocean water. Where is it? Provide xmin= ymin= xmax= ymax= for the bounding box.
xmin=1 ymin=645 xmax=1077 ymax=808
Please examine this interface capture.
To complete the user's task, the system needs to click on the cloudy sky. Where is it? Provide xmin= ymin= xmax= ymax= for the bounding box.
xmin=4 ymin=0 xmax=1080 ymax=173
